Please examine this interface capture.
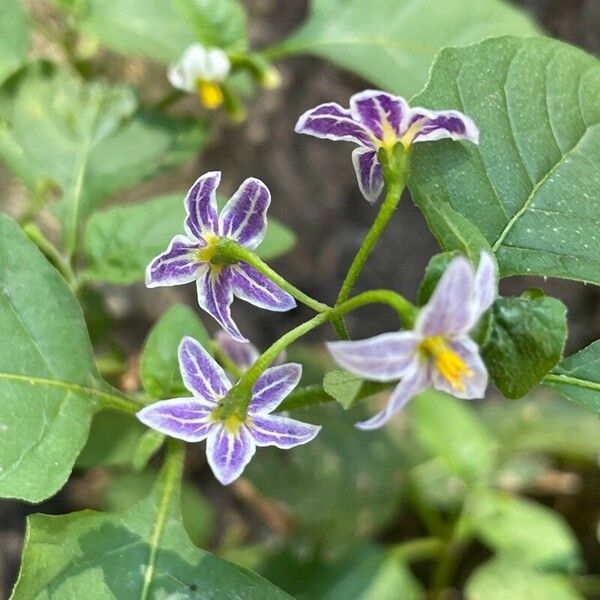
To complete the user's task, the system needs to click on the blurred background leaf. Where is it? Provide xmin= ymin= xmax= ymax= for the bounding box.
xmin=0 ymin=0 xmax=30 ymax=85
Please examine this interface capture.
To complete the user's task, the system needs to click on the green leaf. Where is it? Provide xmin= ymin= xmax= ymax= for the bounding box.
xmin=409 ymin=390 xmax=497 ymax=482
xmin=469 ymin=490 xmax=582 ymax=572
xmin=82 ymin=193 xmax=296 ymax=284
xmin=132 ymin=429 xmax=166 ymax=472
xmin=275 ymin=0 xmax=539 ymax=98
xmin=72 ymin=0 xmax=247 ymax=63
xmin=322 ymin=370 xmax=388 ymax=410
xmin=543 ymin=340 xmax=600 ymax=416
xmin=483 ymin=294 xmax=567 ymax=399
xmin=11 ymin=450 xmax=290 ymax=599
xmin=0 ymin=0 xmax=29 ymax=85
xmin=0 ymin=63 xmax=207 ymax=247
xmin=140 ymin=304 xmax=211 ymax=399
xmin=0 ymin=215 xmax=113 ymax=501
xmin=466 ymin=557 xmax=583 ymax=600
xmin=410 ymin=36 xmax=600 ymax=284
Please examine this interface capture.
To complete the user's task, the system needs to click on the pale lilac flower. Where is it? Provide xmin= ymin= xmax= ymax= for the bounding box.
xmin=214 ymin=330 xmax=285 ymax=375
xmin=295 ymin=90 xmax=479 ymax=203
xmin=146 ymin=172 xmax=296 ymax=342
xmin=168 ymin=44 xmax=230 ymax=109
xmin=328 ymin=253 xmax=496 ymax=430
xmin=137 ymin=337 xmax=321 ymax=485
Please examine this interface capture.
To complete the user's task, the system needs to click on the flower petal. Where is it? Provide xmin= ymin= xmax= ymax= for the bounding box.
xmin=184 ymin=171 xmax=221 ymax=240
xmin=249 ymin=414 xmax=320 ymax=448
xmin=168 ymin=45 xmax=230 ymax=92
xmin=350 ymin=90 xmax=408 ymax=140
xmin=196 ymin=267 xmax=246 ymax=342
xmin=409 ymin=108 xmax=479 ymax=144
xmin=178 ymin=336 xmax=230 ymax=402
xmin=137 ymin=398 xmax=214 ymax=442
xmin=431 ymin=337 xmax=488 ymax=399
xmin=249 ymin=363 xmax=302 ymax=415
xmin=351 ymin=147 xmax=384 ymax=204
xmin=327 ymin=331 xmax=420 ymax=382
xmin=229 ymin=263 xmax=296 ymax=312
xmin=145 ymin=234 xmax=202 ymax=288
xmin=215 ymin=330 xmax=259 ymax=372
xmin=294 ymin=102 xmax=374 ymax=146
xmin=218 ymin=177 xmax=271 ymax=250
xmin=416 ymin=256 xmax=476 ymax=337
xmin=355 ymin=363 xmax=428 ymax=431
xmin=471 ymin=252 xmax=497 ymax=325
xmin=206 ymin=425 xmax=256 ymax=485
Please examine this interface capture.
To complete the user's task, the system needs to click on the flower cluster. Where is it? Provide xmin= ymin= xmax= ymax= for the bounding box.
xmin=139 ymin=88 xmax=493 ymax=486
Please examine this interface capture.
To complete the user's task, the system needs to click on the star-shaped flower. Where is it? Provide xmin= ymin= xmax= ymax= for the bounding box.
xmin=137 ymin=337 xmax=321 ymax=485
xmin=168 ymin=44 xmax=230 ymax=109
xmin=146 ymin=171 xmax=296 ymax=342
xmin=328 ymin=253 xmax=496 ymax=430
xmin=295 ymin=90 xmax=479 ymax=203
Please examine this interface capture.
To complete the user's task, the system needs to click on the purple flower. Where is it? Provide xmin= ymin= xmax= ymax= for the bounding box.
xmin=295 ymin=90 xmax=479 ymax=203
xmin=214 ymin=330 xmax=286 ymax=375
xmin=146 ymin=172 xmax=296 ymax=342
xmin=328 ymin=253 xmax=496 ymax=430
xmin=137 ymin=336 xmax=320 ymax=485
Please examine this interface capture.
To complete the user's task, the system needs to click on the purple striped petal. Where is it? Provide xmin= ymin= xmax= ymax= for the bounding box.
xmin=145 ymin=235 xmax=202 ymax=288
xmin=431 ymin=337 xmax=488 ymax=399
xmin=249 ymin=414 xmax=320 ymax=448
xmin=218 ymin=178 xmax=270 ymax=250
xmin=206 ymin=425 xmax=256 ymax=485
xmin=230 ymin=263 xmax=296 ymax=312
xmin=415 ymin=256 xmax=476 ymax=338
xmin=179 ymin=336 xmax=230 ymax=402
xmin=137 ymin=398 xmax=215 ymax=442
xmin=356 ymin=363 xmax=429 ymax=431
xmin=215 ymin=330 xmax=259 ymax=372
xmin=184 ymin=171 xmax=221 ymax=240
xmin=196 ymin=266 xmax=246 ymax=342
xmin=471 ymin=252 xmax=497 ymax=326
xmin=295 ymin=102 xmax=374 ymax=147
xmin=249 ymin=363 xmax=302 ymax=415
xmin=351 ymin=147 xmax=384 ymax=204
xmin=327 ymin=332 xmax=420 ymax=382
xmin=409 ymin=108 xmax=479 ymax=144
xmin=350 ymin=90 xmax=408 ymax=140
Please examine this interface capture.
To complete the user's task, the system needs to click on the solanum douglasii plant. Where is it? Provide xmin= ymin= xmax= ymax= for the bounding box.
xmin=2 ymin=1 xmax=600 ymax=598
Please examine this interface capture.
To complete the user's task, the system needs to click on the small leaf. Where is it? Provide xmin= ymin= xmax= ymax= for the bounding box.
xmin=410 ymin=36 xmax=600 ymax=284
xmin=543 ymin=340 xmax=600 ymax=416
xmin=417 ymin=251 xmax=460 ymax=306
xmin=82 ymin=194 xmax=296 ymax=284
xmin=469 ymin=490 xmax=582 ymax=572
xmin=140 ymin=304 xmax=211 ymax=399
xmin=409 ymin=390 xmax=497 ymax=482
xmin=466 ymin=557 xmax=583 ymax=600
xmin=276 ymin=0 xmax=539 ymax=98
xmin=0 ymin=0 xmax=29 ymax=84
xmin=483 ymin=294 xmax=567 ymax=399
xmin=322 ymin=370 xmax=387 ymax=410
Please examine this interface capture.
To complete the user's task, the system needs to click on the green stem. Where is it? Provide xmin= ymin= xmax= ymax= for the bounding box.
xmin=544 ymin=372 xmax=600 ymax=393
xmin=390 ymin=537 xmax=444 ymax=564
xmin=220 ymin=289 xmax=416 ymax=417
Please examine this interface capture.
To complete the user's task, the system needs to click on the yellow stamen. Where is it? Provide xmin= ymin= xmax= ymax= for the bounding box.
xmin=399 ymin=117 xmax=427 ymax=149
xmin=210 ymin=408 xmax=244 ymax=435
xmin=420 ymin=335 xmax=473 ymax=392
xmin=195 ymin=232 xmax=219 ymax=263
xmin=379 ymin=118 xmax=398 ymax=151
xmin=196 ymin=80 xmax=224 ymax=109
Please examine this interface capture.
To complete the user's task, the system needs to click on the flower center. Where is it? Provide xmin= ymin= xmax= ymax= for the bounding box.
xmin=379 ymin=119 xmax=399 ymax=151
xmin=399 ymin=118 xmax=427 ymax=148
xmin=195 ymin=232 xmax=220 ymax=263
xmin=210 ymin=407 xmax=244 ymax=434
xmin=420 ymin=335 xmax=473 ymax=392
xmin=196 ymin=79 xmax=224 ymax=109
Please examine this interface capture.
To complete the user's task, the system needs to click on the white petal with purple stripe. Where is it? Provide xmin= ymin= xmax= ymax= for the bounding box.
xmin=206 ymin=425 xmax=256 ymax=485
xmin=145 ymin=235 xmax=203 ymax=288
xmin=184 ymin=171 xmax=221 ymax=240
xmin=230 ymin=263 xmax=296 ymax=312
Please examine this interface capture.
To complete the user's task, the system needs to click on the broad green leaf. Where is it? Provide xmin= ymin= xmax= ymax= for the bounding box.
xmin=543 ymin=340 xmax=600 ymax=415
xmin=11 ymin=452 xmax=290 ymax=599
xmin=410 ymin=36 xmax=600 ymax=284
xmin=470 ymin=490 xmax=582 ymax=572
xmin=0 ymin=0 xmax=29 ymax=84
xmin=275 ymin=0 xmax=539 ymax=98
xmin=140 ymin=303 xmax=211 ymax=399
xmin=409 ymin=390 xmax=497 ymax=482
xmin=263 ymin=545 xmax=423 ymax=600
xmin=0 ymin=215 xmax=108 ymax=501
xmin=483 ymin=294 xmax=567 ymax=399
xmin=466 ymin=558 xmax=583 ymax=600
xmin=0 ymin=63 xmax=207 ymax=246
xmin=82 ymin=194 xmax=296 ymax=284
xmin=72 ymin=0 xmax=247 ymax=63
xmin=322 ymin=370 xmax=388 ymax=410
